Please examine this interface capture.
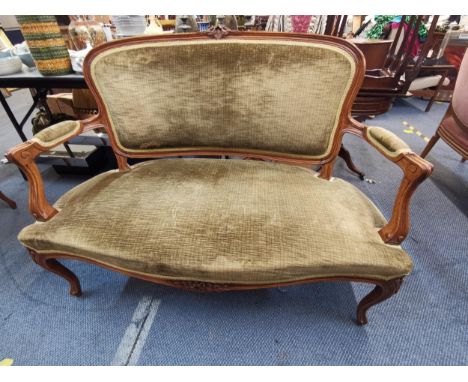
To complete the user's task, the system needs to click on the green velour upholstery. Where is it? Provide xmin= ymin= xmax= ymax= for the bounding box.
xmin=31 ymin=120 xmax=81 ymax=148
xmin=19 ymin=158 xmax=412 ymax=284
xmin=90 ymin=39 xmax=355 ymax=158
xmin=366 ymin=126 xmax=412 ymax=157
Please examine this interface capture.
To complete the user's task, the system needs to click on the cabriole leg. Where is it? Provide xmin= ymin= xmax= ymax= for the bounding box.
xmin=29 ymin=251 xmax=82 ymax=296
xmin=356 ymin=278 xmax=403 ymax=325
xmin=339 ymin=145 xmax=365 ymax=180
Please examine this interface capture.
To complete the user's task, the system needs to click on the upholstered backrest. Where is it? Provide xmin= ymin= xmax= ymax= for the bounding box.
xmin=453 ymin=52 xmax=468 ymax=128
xmin=86 ymin=33 xmax=362 ymax=160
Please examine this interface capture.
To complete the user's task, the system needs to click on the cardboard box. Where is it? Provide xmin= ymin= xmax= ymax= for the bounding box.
xmin=46 ymin=93 xmax=75 ymax=117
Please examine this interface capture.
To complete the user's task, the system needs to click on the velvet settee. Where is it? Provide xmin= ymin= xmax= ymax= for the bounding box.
xmin=6 ymin=30 xmax=433 ymax=325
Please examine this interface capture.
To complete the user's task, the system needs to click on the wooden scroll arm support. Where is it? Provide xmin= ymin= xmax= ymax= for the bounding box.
xmin=346 ymin=117 xmax=434 ymax=245
xmin=5 ymin=116 xmax=105 ymax=222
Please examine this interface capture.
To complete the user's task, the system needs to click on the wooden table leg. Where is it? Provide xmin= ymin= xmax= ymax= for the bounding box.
xmin=0 ymin=191 xmax=17 ymax=209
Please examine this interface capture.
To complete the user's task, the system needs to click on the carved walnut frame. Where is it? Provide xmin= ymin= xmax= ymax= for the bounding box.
xmin=6 ymin=32 xmax=432 ymax=325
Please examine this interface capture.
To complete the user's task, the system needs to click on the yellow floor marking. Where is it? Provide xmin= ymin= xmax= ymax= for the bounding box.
xmin=0 ymin=358 xmax=13 ymax=366
xmin=402 ymin=121 xmax=430 ymax=142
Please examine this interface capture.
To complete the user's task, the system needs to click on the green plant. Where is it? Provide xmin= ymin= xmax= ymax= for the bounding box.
xmin=366 ymin=16 xmax=428 ymax=40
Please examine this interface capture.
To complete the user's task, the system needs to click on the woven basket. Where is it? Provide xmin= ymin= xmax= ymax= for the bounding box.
xmin=16 ymin=15 xmax=72 ymax=76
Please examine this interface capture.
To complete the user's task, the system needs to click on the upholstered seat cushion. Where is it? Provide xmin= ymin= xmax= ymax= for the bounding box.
xmin=19 ymin=159 xmax=412 ymax=284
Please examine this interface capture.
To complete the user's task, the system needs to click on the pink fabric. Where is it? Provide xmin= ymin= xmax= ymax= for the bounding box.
xmin=291 ymin=16 xmax=312 ymax=33
xmin=440 ymin=115 xmax=468 ymax=155
xmin=390 ymin=22 xmax=420 ymax=57
xmin=453 ymin=53 xmax=468 ymax=127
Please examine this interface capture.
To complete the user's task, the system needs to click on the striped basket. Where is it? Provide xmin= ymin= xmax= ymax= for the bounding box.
xmin=16 ymin=15 xmax=72 ymax=76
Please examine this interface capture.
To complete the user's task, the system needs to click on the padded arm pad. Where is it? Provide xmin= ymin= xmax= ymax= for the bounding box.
xmin=366 ymin=126 xmax=412 ymax=158
xmin=31 ymin=120 xmax=82 ymax=149
xmin=5 ymin=117 xmax=102 ymax=221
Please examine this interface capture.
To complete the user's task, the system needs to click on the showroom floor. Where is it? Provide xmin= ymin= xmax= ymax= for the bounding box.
xmin=0 ymin=90 xmax=467 ymax=365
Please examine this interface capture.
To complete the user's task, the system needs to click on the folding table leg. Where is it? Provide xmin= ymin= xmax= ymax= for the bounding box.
xmin=0 ymin=91 xmax=29 ymax=142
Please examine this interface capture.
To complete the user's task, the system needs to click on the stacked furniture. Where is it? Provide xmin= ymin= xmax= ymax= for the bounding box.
xmin=353 ymin=16 xmax=440 ymax=120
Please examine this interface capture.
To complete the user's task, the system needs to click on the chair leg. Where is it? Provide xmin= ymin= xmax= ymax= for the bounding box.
xmin=421 ymin=132 xmax=440 ymax=158
xmin=356 ymin=278 xmax=403 ymax=325
xmin=0 ymin=191 xmax=17 ymax=209
xmin=425 ymin=73 xmax=447 ymax=113
xmin=425 ymin=94 xmax=436 ymax=113
xmin=339 ymin=145 xmax=365 ymax=180
xmin=29 ymin=250 xmax=82 ymax=296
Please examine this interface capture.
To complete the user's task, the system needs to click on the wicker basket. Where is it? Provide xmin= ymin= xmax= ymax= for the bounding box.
xmin=16 ymin=15 xmax=72 ymax=76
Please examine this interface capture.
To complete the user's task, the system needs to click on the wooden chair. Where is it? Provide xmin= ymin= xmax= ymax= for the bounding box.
xmin=421 ymin=50 xmax=468 ymax=162
xmin=325 ymin=15 xmax=348 ymax=38
xmin=353 ymin=16 xmax=440 ymax=120
xmin=408 ymin=63 xmax=452 ymax=113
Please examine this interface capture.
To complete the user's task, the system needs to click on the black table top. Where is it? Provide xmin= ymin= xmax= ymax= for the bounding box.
xmin=0 ymin=69 xmax=87 ymax=89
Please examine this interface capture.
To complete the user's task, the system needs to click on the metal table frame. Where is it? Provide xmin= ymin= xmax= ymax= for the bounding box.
xmin=0 ymin=70 xmax=114 ymax=176
xmin=0 ymin=70 xmax=87 ymax=143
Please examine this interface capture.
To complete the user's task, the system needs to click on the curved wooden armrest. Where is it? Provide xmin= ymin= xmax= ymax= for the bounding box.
xmin=347 ymin=118 xmax=433 ymax=245
xmin=5 ymin=116 xmax=105 ymax=221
